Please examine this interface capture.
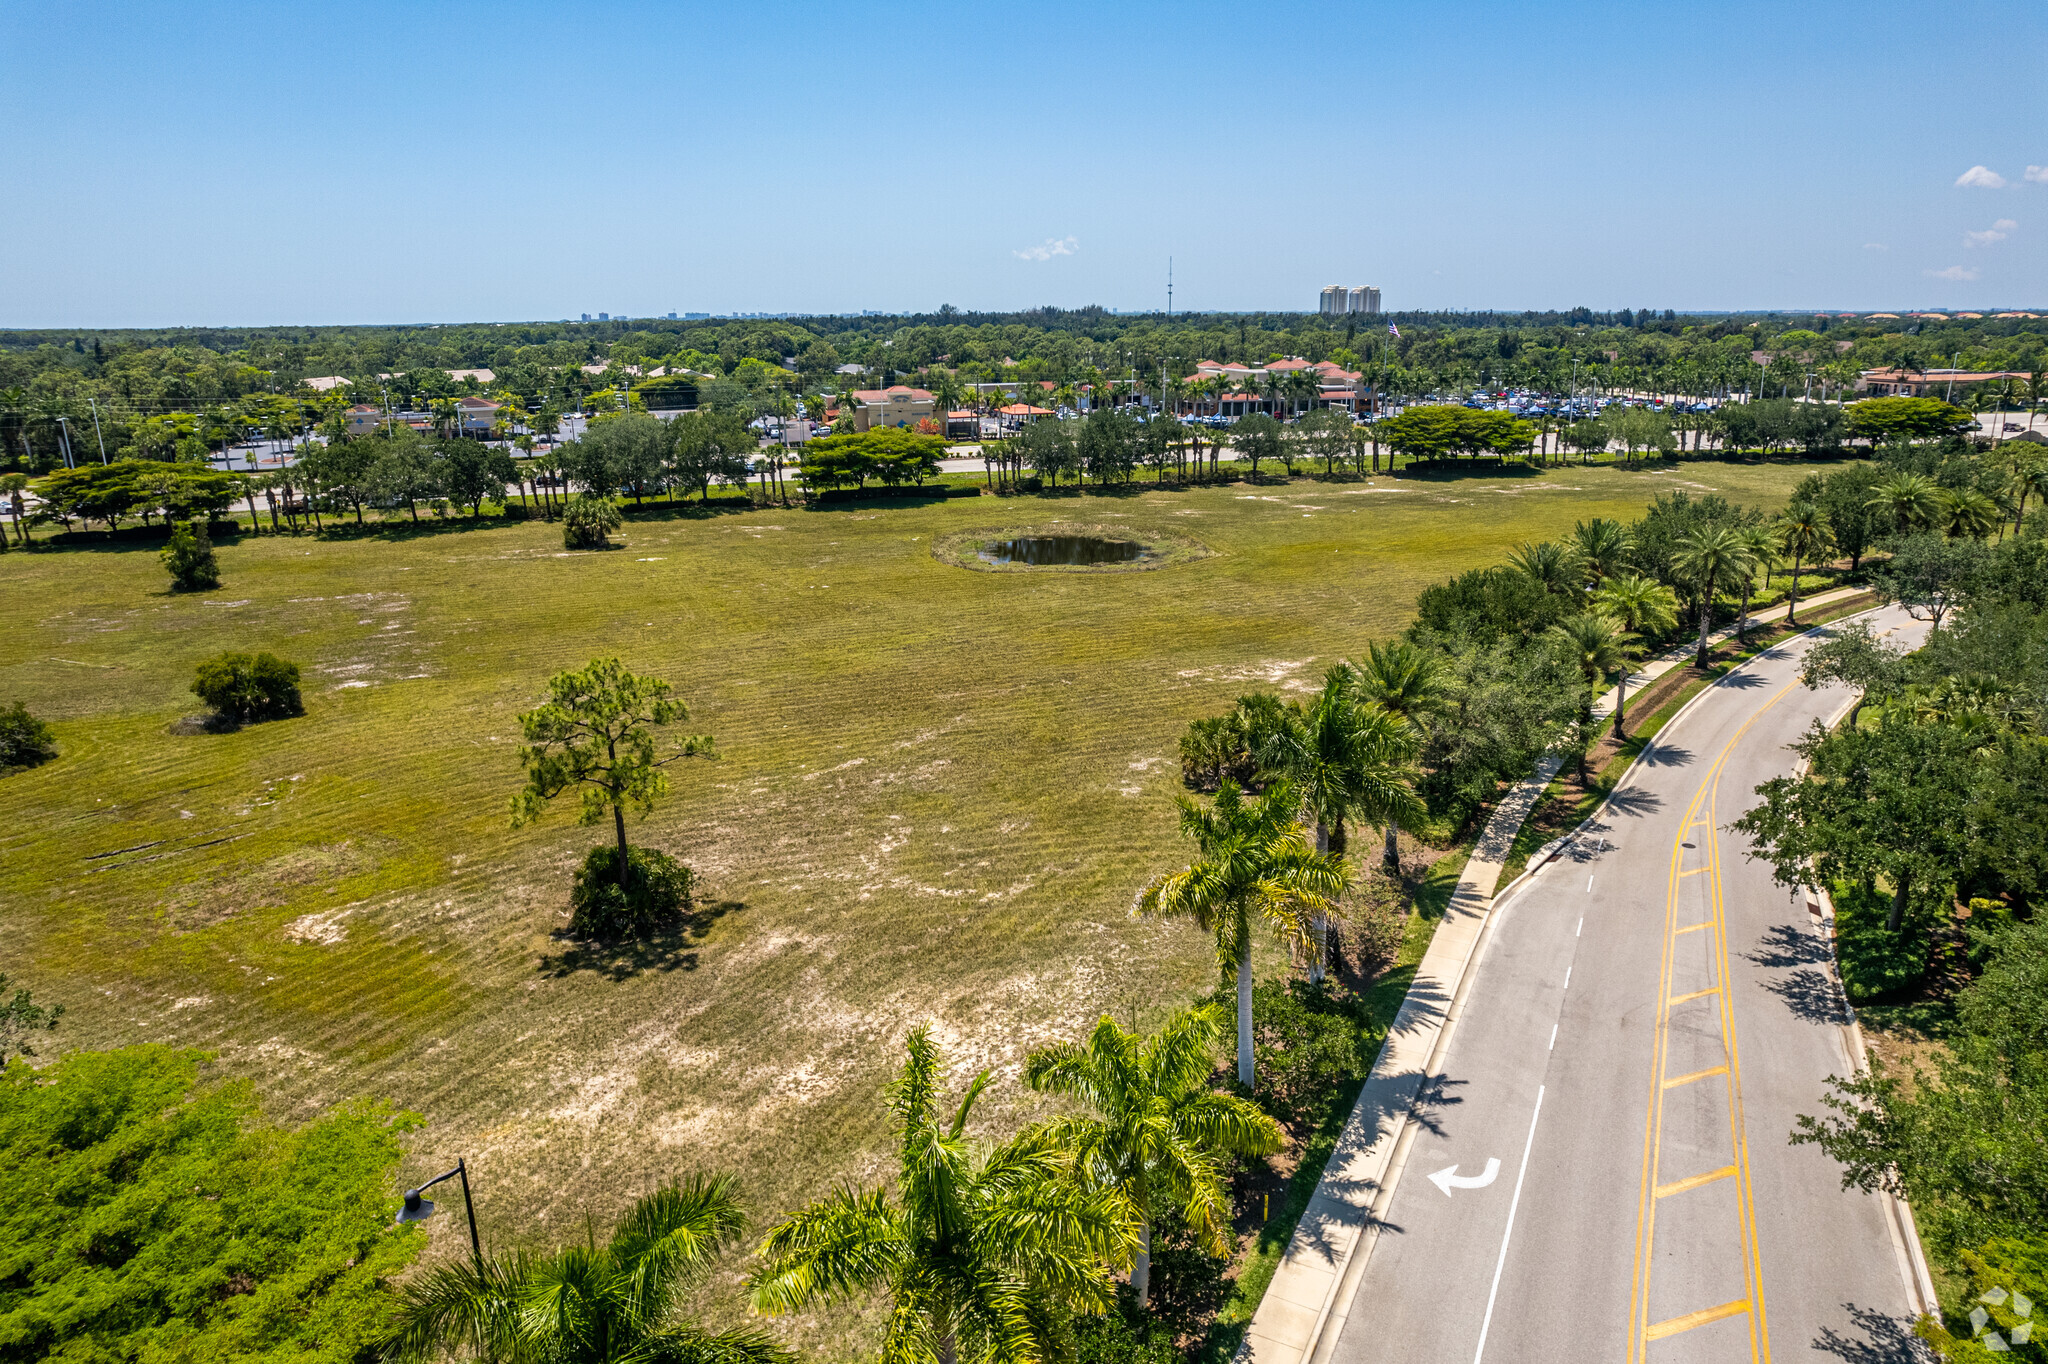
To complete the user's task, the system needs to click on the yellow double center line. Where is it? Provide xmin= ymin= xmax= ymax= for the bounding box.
xmin=1626 ymin=678 xmax=1796 ymax=1363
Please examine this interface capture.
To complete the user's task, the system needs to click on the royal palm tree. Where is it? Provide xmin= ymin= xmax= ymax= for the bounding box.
xmin=1138 ymin=783 xmax=1348 ymax=1087
xmin=1866 ymin=471 xmax=1941 ymax=535
xmin=1024 ymin=1008 xmax=1281 ymax=1309
xmin=1731 ymin=523 xmax=1780 ymax=640
xmin=1256 ymin=670 xmax=1424 ymax=976
xmin=1934 ymin=486 xmax=2000 ymax=540
xmin=1671 ymin=525 xmax=1755 ymax=668
xmin=1775 ymin=500 xmax=1834 ymax=627
xmin=1547 ymin=614 xmax=1634 ymax=781
xmin=750 ymin=1028 xmax=1131 ymax=1364
xmin=1590 ymin=574 xmax=1679 ymax=735
xmin=1347 ymin=640 xmax=1447 ymax=867
xmin=385 ymin=1173 xmax=789 ymax=1364
xmin=1569 ymin=517 xmax=1633 ymax=586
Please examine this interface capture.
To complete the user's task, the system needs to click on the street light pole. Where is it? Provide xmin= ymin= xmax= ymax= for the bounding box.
xmin=396 ymin=1157 xmax=485 ymax=1273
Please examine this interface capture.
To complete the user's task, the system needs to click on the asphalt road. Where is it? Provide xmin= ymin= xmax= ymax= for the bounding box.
xmin=1329 ymin=606 xmax=1931 ymax=1364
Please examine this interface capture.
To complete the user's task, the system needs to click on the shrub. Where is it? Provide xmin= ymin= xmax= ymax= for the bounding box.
xmin=0 ymin=1045 xmax=420 ymax=1361
xmin=0 ymin=702 xmax=57 ymax=771
xmin=191 ymin=651 xmax=304 ymax=723
xmin=563 ymin=492 xmax=622 ymax=548
xmin=569 ymin=843 xmax=693 ymax=939
xmin=1141 ymin=1206 xmax=1235 ymax=1340
xmin=1069 ymin=1309 xmax=1180 ymax=1364
xmin=1243 ymin=979 xmax=1367 ymax=1130
xmin=500 ymin=499 xmax=531 ymax=521
xmin=161 ymin=520 xmax=220 ymax=591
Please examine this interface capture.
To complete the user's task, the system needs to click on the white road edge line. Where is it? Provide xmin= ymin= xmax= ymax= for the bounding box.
xmin=1472 ymin=1084 xmax=1546 ymax=1364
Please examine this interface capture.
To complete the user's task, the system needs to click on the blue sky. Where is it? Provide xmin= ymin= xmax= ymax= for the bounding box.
xmin=2 ymin=0 xmax=2044 ymax=326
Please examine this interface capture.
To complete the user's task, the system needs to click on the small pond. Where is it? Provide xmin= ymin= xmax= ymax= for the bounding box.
xmin=979 ymin=535 xmax=1146 ymax=567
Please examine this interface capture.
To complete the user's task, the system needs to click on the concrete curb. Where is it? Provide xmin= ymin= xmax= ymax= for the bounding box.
xmin=1810 ymin=685 xmax=1942 ymax=1323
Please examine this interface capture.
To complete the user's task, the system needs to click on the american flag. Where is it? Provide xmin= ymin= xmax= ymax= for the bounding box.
xmin=1388 ymin=323 xmax=1401 ymax=338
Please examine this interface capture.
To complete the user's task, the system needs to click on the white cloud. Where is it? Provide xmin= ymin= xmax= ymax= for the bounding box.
xmin=1012 ymin=235 xmax=1078 ymax=261
xmin=1862 ymin=242 xmax=1888 ymax=251
xmin=2027 ymin=166 xmax=2048 ymax=184
xmin=1955 ymin=165 xmax=2008 ymax=188
xmin=1927 ymin=265 xmax=1980 ymax=281
xmin=1964 ymin=219 xmax=2018 ymax=247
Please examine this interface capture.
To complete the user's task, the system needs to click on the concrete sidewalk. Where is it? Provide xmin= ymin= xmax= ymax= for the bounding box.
xmin=1240 ymin=579 xmax=1868 ymax=1364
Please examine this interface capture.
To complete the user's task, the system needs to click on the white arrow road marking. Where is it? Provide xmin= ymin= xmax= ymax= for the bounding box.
xmin=1428 ymin=1157 xmax=1502 ymax=1196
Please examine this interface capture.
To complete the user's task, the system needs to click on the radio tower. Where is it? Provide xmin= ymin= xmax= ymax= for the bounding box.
xmin=1167 ymin=258 xmax=1173 ymax=316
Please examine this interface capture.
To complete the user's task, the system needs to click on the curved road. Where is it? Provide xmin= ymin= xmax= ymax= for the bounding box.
xmin=1328 ymin=606 xmax=1930 ymax=1364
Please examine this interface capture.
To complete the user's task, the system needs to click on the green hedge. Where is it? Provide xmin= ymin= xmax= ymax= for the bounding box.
xmin=814 ymin=484 xmax=982 ymax=503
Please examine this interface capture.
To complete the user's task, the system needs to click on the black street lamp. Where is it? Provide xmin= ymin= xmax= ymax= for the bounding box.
xmin=396 ymin=1157 xmax=484 ymax=1271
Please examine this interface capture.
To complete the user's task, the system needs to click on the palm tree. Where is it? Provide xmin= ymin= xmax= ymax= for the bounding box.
xmin=1590 ymin=574 xmax=1679 ymax=735
xmin=2009 ymin=454 xmax=2048 ymax=537
xmin=1866 ymin=472 xmax=1941 ymax=535
xmin=1025 ymin=1008 xmax=1281 ymax=1310
xmin=385 ymin=1173 xmax=789 ymax=1364
xmin=1547 ymin=614 xmax=1634 ymax=781
xmin=1347 ymin=640 xmax=1447 ymax=867
xmin=1138 ymin=783 xmax=1348 ymax=1087
xmin=1731 ymin=523 xmax=1779 ymax=641
xmin=1506 ymin=539 xmax=1581 ymax=597
xmin=1 ymin=472 xmax=30 ymax=545
xmin=1775 ymin=500 xmax=1833 ymax=627
xmin=1569 ymin=517 xmax=1632 ymax=586
xmin=1934 ymin=486 xmax=2000 ymax=540
xmin=1670 ymin=525 xmax=1755 ymax=668
xmin=750 ymin=1028 xmax=1131 ymax=1364
xmin=1256 ymin=669 xmax=1424 ymax=977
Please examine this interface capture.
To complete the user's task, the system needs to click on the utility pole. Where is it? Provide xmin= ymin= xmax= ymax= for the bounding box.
xmin=88 ymin=397 xmax=109 ymax=463
xmin=1167 ymin=257 xmax=1172 ymax=317
xmin=56 ymin=416 xmax=76 ymax=469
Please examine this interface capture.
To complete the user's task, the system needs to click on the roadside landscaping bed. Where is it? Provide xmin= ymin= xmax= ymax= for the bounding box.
xmin=1497 ymin=591 xmax=1879 ymax=886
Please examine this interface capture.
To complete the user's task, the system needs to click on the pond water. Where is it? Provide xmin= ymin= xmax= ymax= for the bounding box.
xmin=979 ymin=535 xmax=1146 ymax=567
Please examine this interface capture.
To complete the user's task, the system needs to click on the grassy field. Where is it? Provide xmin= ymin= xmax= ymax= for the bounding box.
xmin=0 ymin=459 xmax=1839 ymax=1356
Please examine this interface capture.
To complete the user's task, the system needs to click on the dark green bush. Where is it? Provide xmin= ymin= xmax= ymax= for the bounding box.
xmin=1142 ymin=1206 xmax=1235 ymax=1339
xmin=191 ymin=651 xmax=303 ymax=723
xmin=0 ymin=702 xmax=57 ymax=771
xmin=161 ymin=520 xmax=220 ymax=591
xmin=1243 ymin=979 xmax=1368 ymax=1130
xmin=569 ymin=844 xmax=693 ymax=939
xmin=1069 ymin=1306 xmax=1180 ymax=1364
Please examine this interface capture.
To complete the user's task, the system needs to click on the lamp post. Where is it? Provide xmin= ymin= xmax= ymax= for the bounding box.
xmin=395 ymin=1157 xmax=484 ymax=1272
